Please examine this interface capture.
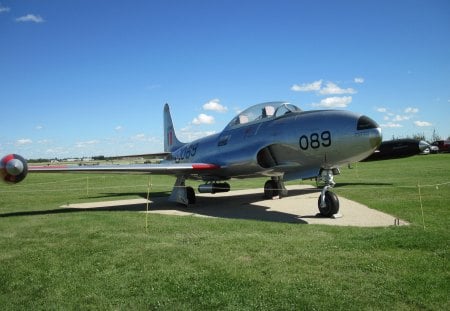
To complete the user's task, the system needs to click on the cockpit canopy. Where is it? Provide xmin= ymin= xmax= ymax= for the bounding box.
xmin=225 ymin=102 xmax=301 ymax=130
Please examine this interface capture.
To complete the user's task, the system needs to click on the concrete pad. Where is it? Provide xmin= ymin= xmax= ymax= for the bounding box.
xmin=62 ymin=198 xmax=149 ymax=209
xmin=61 ymin=185 xmax=408 ymax=227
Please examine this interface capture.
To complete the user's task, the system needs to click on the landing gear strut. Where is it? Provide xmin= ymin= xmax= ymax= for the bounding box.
xmin=169 ymin=176 xmax=196 ymax=205
xmin=264 ymin=177 xmax=288 ymax=199
xmin=317 ymin=169 xmax=340 ymax=217
xmin=169 ymin=176 xmax=230 ymax=206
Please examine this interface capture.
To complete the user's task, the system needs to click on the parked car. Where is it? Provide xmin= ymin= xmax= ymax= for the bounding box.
xmin=431 ymin=140 xmax=450 ymax=153
xmin=421 ymin=144 xmax=439 ymax=155
xmin=430 ymin=145 xmax=439 ymax=153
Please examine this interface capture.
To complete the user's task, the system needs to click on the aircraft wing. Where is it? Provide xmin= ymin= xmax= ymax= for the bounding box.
xmin=29 ymin=162 xmax=220 ymax=175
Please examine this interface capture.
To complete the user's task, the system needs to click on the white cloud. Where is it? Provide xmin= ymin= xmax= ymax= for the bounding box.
xmin=291 ymin=80 xmax=322 ymax=92
xmin=354 ymin=77 xmax=364 ymax=83
xmin=0 ymin=4 xmax=10 ymax=13
xmin=180 ymin=128 xmax=216 ymax=142
xmin=35 ymin=125 xmax=44 ymax=130
xmin=377 ymin=107 xmax=421 ymax=125
xmin=132 ymin=134 xmax=146 ymax=140
xmin=404 ymin=107 xmax=419 ymax=114
xmin=319 ymin=82 xmax=356 ymax=95
xmin=392 ymin=115 xmax=410 ymax=122
xmin=312 ymin=96 xmax=352 ymax=108
xmin=381 ymin=122 xmax=403 ymax=128
xmin=15 ymin=14 xmax=45 ymax=23
xmin=45 ymin=147 xmax=70 ymax=156
xmin=291 ymin=80 xmax=356 ymax=96
xmin=203 ymin=99 xmax=228 ymax=113
xmin=16 ymin=138 xmax=33 ymax=145
xmin=75 ymin=140 xmax=99 ymax=148
xmin=414 ymin=121 xmax=432 ymax=127
xmin=130 ymin=134 xmax=160 ymax=144
xmin=192 ymin=113 xmax=214 ymax=125
xmin=115 ymin=125 xmax=123 ymax=131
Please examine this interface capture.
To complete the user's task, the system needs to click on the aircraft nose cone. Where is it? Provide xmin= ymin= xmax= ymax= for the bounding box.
xmin=357 ymin=115 xmax=382 ymax=149
xmin=419 ymin=140 xmax=430 ymax=152
xmin=6 ymin=159 xmax=24 ymax=176
xmin=370 ymin=128 xmax=383 ymax=148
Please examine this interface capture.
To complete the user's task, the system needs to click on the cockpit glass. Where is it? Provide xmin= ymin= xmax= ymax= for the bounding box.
xmin=225 ymin=102 xmax=301 ymax=129
xmin=274 ymin=103 xmax=300 ymax=117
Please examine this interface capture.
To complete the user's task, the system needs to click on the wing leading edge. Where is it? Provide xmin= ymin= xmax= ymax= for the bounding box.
xmin=29 ymin=162 xmax=220 ymax=175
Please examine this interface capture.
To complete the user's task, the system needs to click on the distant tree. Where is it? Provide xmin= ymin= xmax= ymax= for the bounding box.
xmin=410 ymin=133 xmax=426 ymax=141
xmin=431 ymin=129 xmax=441 ymax=142
xmin=28 ymin=158 xmax=51 ymax=163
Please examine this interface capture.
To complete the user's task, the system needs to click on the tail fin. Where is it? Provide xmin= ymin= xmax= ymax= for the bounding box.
xmin=164 ymin=103 xmax=185 ymax=152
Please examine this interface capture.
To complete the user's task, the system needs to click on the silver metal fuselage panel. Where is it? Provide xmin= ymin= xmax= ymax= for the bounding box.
xmin=171 ymin=105 xmax=382 ymax=181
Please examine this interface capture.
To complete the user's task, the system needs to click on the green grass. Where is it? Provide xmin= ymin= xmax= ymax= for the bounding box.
xmin=0 ymin=155 xmax=449 ymax=310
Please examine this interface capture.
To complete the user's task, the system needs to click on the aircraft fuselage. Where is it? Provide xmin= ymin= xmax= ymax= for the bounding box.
xmin=170 ymin=102 xmax=381 ymax=181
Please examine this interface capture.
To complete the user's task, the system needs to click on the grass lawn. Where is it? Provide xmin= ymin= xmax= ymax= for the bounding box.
xmin=0 ymin=155 xmax=449 ymax=310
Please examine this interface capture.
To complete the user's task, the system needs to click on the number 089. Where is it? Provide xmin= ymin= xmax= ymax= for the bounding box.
xmin=299 ymin=131 xmax=331 ymax=150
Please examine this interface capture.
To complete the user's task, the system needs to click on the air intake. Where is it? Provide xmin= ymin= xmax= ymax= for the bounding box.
xmin=357 ymin=115 xmax=379 ymax=130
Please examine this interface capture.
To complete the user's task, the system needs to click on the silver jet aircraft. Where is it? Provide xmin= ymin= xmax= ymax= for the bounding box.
xmin=2 ymin=101 xmax=414 ymax=217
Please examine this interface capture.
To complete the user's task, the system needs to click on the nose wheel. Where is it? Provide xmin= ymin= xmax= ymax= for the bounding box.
xmin=317 ymin=169 xmax=340 ymax=217
xmin=318 ymin=187 xmax=340 ymax=217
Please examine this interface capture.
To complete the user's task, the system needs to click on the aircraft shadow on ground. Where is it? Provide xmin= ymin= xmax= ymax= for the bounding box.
xmin=87 ymin=191 xmax=170 ymax=200
xmin=0 ymin=188 xmax=324 ymax=224
xmin=333 ymin=182 xmax=393 ymax=188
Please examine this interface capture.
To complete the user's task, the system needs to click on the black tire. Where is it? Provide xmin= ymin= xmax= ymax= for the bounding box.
xmin=186 ymin=186 xmax=196 ymax=204
xmin=264 ymin=180 xmax=279 ymax=199
xmin=317 ymin=191 xmax=339 ymax=217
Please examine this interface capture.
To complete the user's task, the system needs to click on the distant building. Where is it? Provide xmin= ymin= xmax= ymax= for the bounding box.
xmin=66 ymin=158 xmax=79 ymax=162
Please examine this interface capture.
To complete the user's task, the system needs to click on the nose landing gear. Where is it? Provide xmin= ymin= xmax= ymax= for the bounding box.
xmin=317 ymin=169 xmax=340 ymax=217
xmin=263 ymin=171 xmax=340 ymax=218
xmin=318 ymin=186 xmax=340 ymax=217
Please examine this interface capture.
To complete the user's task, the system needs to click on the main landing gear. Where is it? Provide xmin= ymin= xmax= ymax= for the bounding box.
xmin=170 ymin=171 xmax=340 ymax=218
xmin=169 ymin=176 xmax=230 ymax=206
xmin=169 ymin=176 xmax=196 ymax=205
xmin=263 ymin=177 xmax=288 ymax=199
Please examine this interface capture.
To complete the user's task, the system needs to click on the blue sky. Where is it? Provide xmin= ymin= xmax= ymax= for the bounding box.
xmin=1 ymin=0 xmax=449 ymax=158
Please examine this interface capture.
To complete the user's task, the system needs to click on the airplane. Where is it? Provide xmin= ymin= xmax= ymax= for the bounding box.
xmin=1 ymin=101 xmax=426 ymax=217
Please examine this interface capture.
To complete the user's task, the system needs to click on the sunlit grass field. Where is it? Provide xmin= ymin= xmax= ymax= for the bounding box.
xmin=0 ymin=155 xmax=449 ymax=310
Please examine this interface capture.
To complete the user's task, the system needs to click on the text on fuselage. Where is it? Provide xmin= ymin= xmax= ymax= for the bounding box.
xmin=299 ymin=131 xmax=332 ymax=150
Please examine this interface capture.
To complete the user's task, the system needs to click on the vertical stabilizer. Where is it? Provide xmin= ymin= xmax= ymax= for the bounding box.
xmin=164 ymin=103 xmax=184 ymax=152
